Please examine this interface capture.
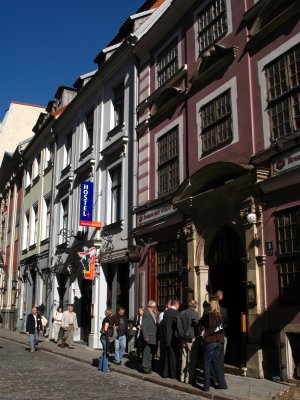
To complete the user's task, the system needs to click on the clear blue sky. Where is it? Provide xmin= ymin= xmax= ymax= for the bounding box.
xmin=0 ymin=0 xmax=142 ymax=121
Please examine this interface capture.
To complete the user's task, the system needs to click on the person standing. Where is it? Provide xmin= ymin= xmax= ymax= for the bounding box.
xmin=110 ymin=306 xmax=128 ymax=365
xmin=98 ymin=308 xmax=113 ymax=373
xmin=161 ymin=299 xmax=180 ymax=379
xmin=61 ymin=304 xmax=78 ymax=349
xmin=26 ymin=307 xmax=43 ymax=353
xmin=52 ymin=306 xmax=63 ymax=344
xmin=199 ymin=297 xmax=227 ymax=392
xmin=215 ymin=290 xmax=229 ymax=355
xmin=141 ymin=300 xmax=158 ymax=374
xmin=177 ymin=300 xmax=200 ymax=384
xmin=134 ymin=306 xmax=144 ymax=359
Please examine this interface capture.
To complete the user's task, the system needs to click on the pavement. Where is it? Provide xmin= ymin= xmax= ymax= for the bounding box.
xmin=0 ymin=329 xmax=292 ymax=400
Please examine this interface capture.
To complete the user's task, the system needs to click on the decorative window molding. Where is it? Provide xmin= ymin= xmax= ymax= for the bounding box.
xmin=248 ymin=0 xmax=300 ymax=47
xmin=190 ymin=45 xmax=238 ymax=88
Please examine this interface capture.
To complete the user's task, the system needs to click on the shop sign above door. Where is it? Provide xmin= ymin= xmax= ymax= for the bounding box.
xmin=273 ymin=147 xmax=300 ymax=174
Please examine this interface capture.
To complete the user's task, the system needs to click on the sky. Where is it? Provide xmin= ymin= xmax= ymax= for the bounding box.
xmin=0 ymin=0 xmax=143 ymax=121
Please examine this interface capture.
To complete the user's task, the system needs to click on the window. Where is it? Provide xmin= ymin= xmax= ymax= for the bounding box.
xmin=60 ymin=198 xmax=69 ymax=243
xmin=114 ymin=83 xmax=124 ymax=126
xmin=23 ymin=211 xmax=30 ymax=250
xmin=275 ymin=207 xmax=300 ymax=304
xmin=32 ymin=205 xmax=38 ymax=245
xmin=42 ymin=197 xmax=51 ymax=241
xmin=157 ymin=241 xmax=181 ymax=307
xmin=157 ymin=39 xmax=178 ymax=87
xmin=197 ymin=0 xmax=227 ymax=56
xmin=200 ymin=89 xmax=232 ymax=154
xmin=32 ymin=154 xmax=40 ymax=180
xmin=265 ymin=44 xmax=300 ymax=141
xmin=157 ymin=127 xmax=179 ymax=196
xmin=44 ymin=142 xmax=55 ymax=169
xmin=85 ymin=110 xmax=94 ymax=148
xmin=25 ymin=163 xmax=32 ymax=187
xmin=66 ymin=133 xmax=72 ymax=166
xmin=15 ymin=210 xmax=20 ymax=242
xmin=110 ymin=165 xmax=122 ymax=223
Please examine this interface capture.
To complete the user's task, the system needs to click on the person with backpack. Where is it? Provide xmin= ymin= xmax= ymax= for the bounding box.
xmin=177 ymin=300 xmax=200 ymax=384
xmin=98 ymin=308 xmax=113 ymax=372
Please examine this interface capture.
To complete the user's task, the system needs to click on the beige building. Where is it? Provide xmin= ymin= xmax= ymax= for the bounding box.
xmin=0 ymin=102 xmax=45 ymax=164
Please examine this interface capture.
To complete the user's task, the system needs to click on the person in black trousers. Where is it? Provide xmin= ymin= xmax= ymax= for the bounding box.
xmin=26 ymin=307 xmax=43 ymax=353
xmin=161 ymin=299 xmax=180 ymax=379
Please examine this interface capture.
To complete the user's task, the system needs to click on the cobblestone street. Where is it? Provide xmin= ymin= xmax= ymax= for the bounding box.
xmin=0 ymin=338 xmax=205 ymax=400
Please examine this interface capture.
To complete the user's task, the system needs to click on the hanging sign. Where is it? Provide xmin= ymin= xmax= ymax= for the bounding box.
xmin=79 ymin=181 xmax=102 ymax=228
xmin=78 ymin=247 xmax=96 ymax=280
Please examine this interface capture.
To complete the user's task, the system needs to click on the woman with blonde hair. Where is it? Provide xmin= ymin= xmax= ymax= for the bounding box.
xmin=98 ymin=308 xmax=113 ymax=372
xmin=199 ymin=297 xmax=227 ymax=392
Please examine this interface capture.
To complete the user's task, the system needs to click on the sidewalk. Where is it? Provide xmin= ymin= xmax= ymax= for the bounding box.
xmin=0 ymin=330 xmax=291 ymax=400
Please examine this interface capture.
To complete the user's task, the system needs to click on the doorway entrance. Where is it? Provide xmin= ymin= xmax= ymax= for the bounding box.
xmin=208 ymin=226 xmax=246 ymax=367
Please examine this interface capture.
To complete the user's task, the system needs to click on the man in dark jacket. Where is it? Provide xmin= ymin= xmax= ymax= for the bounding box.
xmin=26 ymin=307 xmax=43 ymax=352
xmin=110 ymin=306 xmax=128 ymax=365
xmin=177 ymin=300 xmax=200 ymax=383
xmin=161 ymin=299 xmax=180 ymax=379
xmin=141 ymin=300 xmax=158 ymax=374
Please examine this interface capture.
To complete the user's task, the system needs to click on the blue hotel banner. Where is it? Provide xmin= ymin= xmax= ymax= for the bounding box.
xmin=79 ymin=181 xmax=101 ymax=228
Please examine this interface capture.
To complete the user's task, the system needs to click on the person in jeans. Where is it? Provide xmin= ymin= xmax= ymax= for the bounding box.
xmin=61 ymin=304 xmax=78 ymax=349
xmin=110 ymin=306 xmax=128 ymax=365
xmin=98 ymin=308 xmax=113 ymax=372
xmin=199 ymin=297 xmax=228 ymax=392
xmin=26 ymin=307 xmax=43 ymax=352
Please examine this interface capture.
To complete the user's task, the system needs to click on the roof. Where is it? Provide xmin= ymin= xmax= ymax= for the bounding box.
xmin=94 ymin=0 xmax=166 ymax=64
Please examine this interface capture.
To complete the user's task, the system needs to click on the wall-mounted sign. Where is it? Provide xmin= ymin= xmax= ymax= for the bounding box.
xmin=78 ymin=247 xmax=96 ymax=280
xmin=137 ymin=203 xmax=177 ymax=226
xmin=265 ymin=240 xmax=274 ymax=256
xmin=79 ymin=181 xmax=102 ymax=228
xmin=273 ymin=147 xmax=300 ymax=174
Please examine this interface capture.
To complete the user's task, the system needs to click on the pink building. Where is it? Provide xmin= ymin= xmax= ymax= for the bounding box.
xmin=133 ymin=0 xmax=300 ymax=381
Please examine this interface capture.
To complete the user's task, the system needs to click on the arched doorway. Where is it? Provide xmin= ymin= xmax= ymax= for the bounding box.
xmin=208 ymin=226 xmax=246 ymax=367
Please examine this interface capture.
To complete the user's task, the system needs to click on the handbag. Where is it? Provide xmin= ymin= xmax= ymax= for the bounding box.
xmin=108 ymin=324 xmax=118 ymax=342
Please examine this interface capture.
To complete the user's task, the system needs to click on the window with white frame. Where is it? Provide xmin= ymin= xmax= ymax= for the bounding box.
xmin=200 ymin=89 xmax=233 ymax=154
xmin=265 ymin=43 xmax=300 ymax=141
xmin=44 ymin=142 xmax=54 ymax=169
xmin=66 ymin=132 xmax=72 ymax=166
xmin=25 ymin=163 xmax=32 ymax=188
xmin=31 ymin=205 xmax=38 ymax=245
xmin=32 ymin=154 xmax=41 ymax=180
xmin=114 ymin=83 xmax=124 ymax=127
xmin=157 ymin=127 xmax=179 ymax=196
xmin=42 ymin=196 xmax=51 ymax=241
xmin=157 ymin=39 xmax=178 ymax=88
xmin=109 ymin=165 xmax=122 ymax=223
xmin=22 ymin=211 xmax=30 ymax=250
xmin=275 ymin=206 xmax=300 ymax=305
xmin=197 ymin=0 xmax=227 ymax=56
xmin=59 ymin=198 xmax=69 ymax=244
xmin=85 ymin=110 xmax=94 ymax=148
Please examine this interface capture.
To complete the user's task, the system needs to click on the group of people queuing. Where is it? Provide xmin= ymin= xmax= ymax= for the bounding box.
xmin=98 ymin=290 xmax=228 ymax=393
xmin=26 ymin=303 xmax=78 ymax=352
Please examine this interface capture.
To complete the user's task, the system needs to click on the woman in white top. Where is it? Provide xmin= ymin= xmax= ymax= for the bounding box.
xmin=52 ymin=306 xmax=63 ymax=343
